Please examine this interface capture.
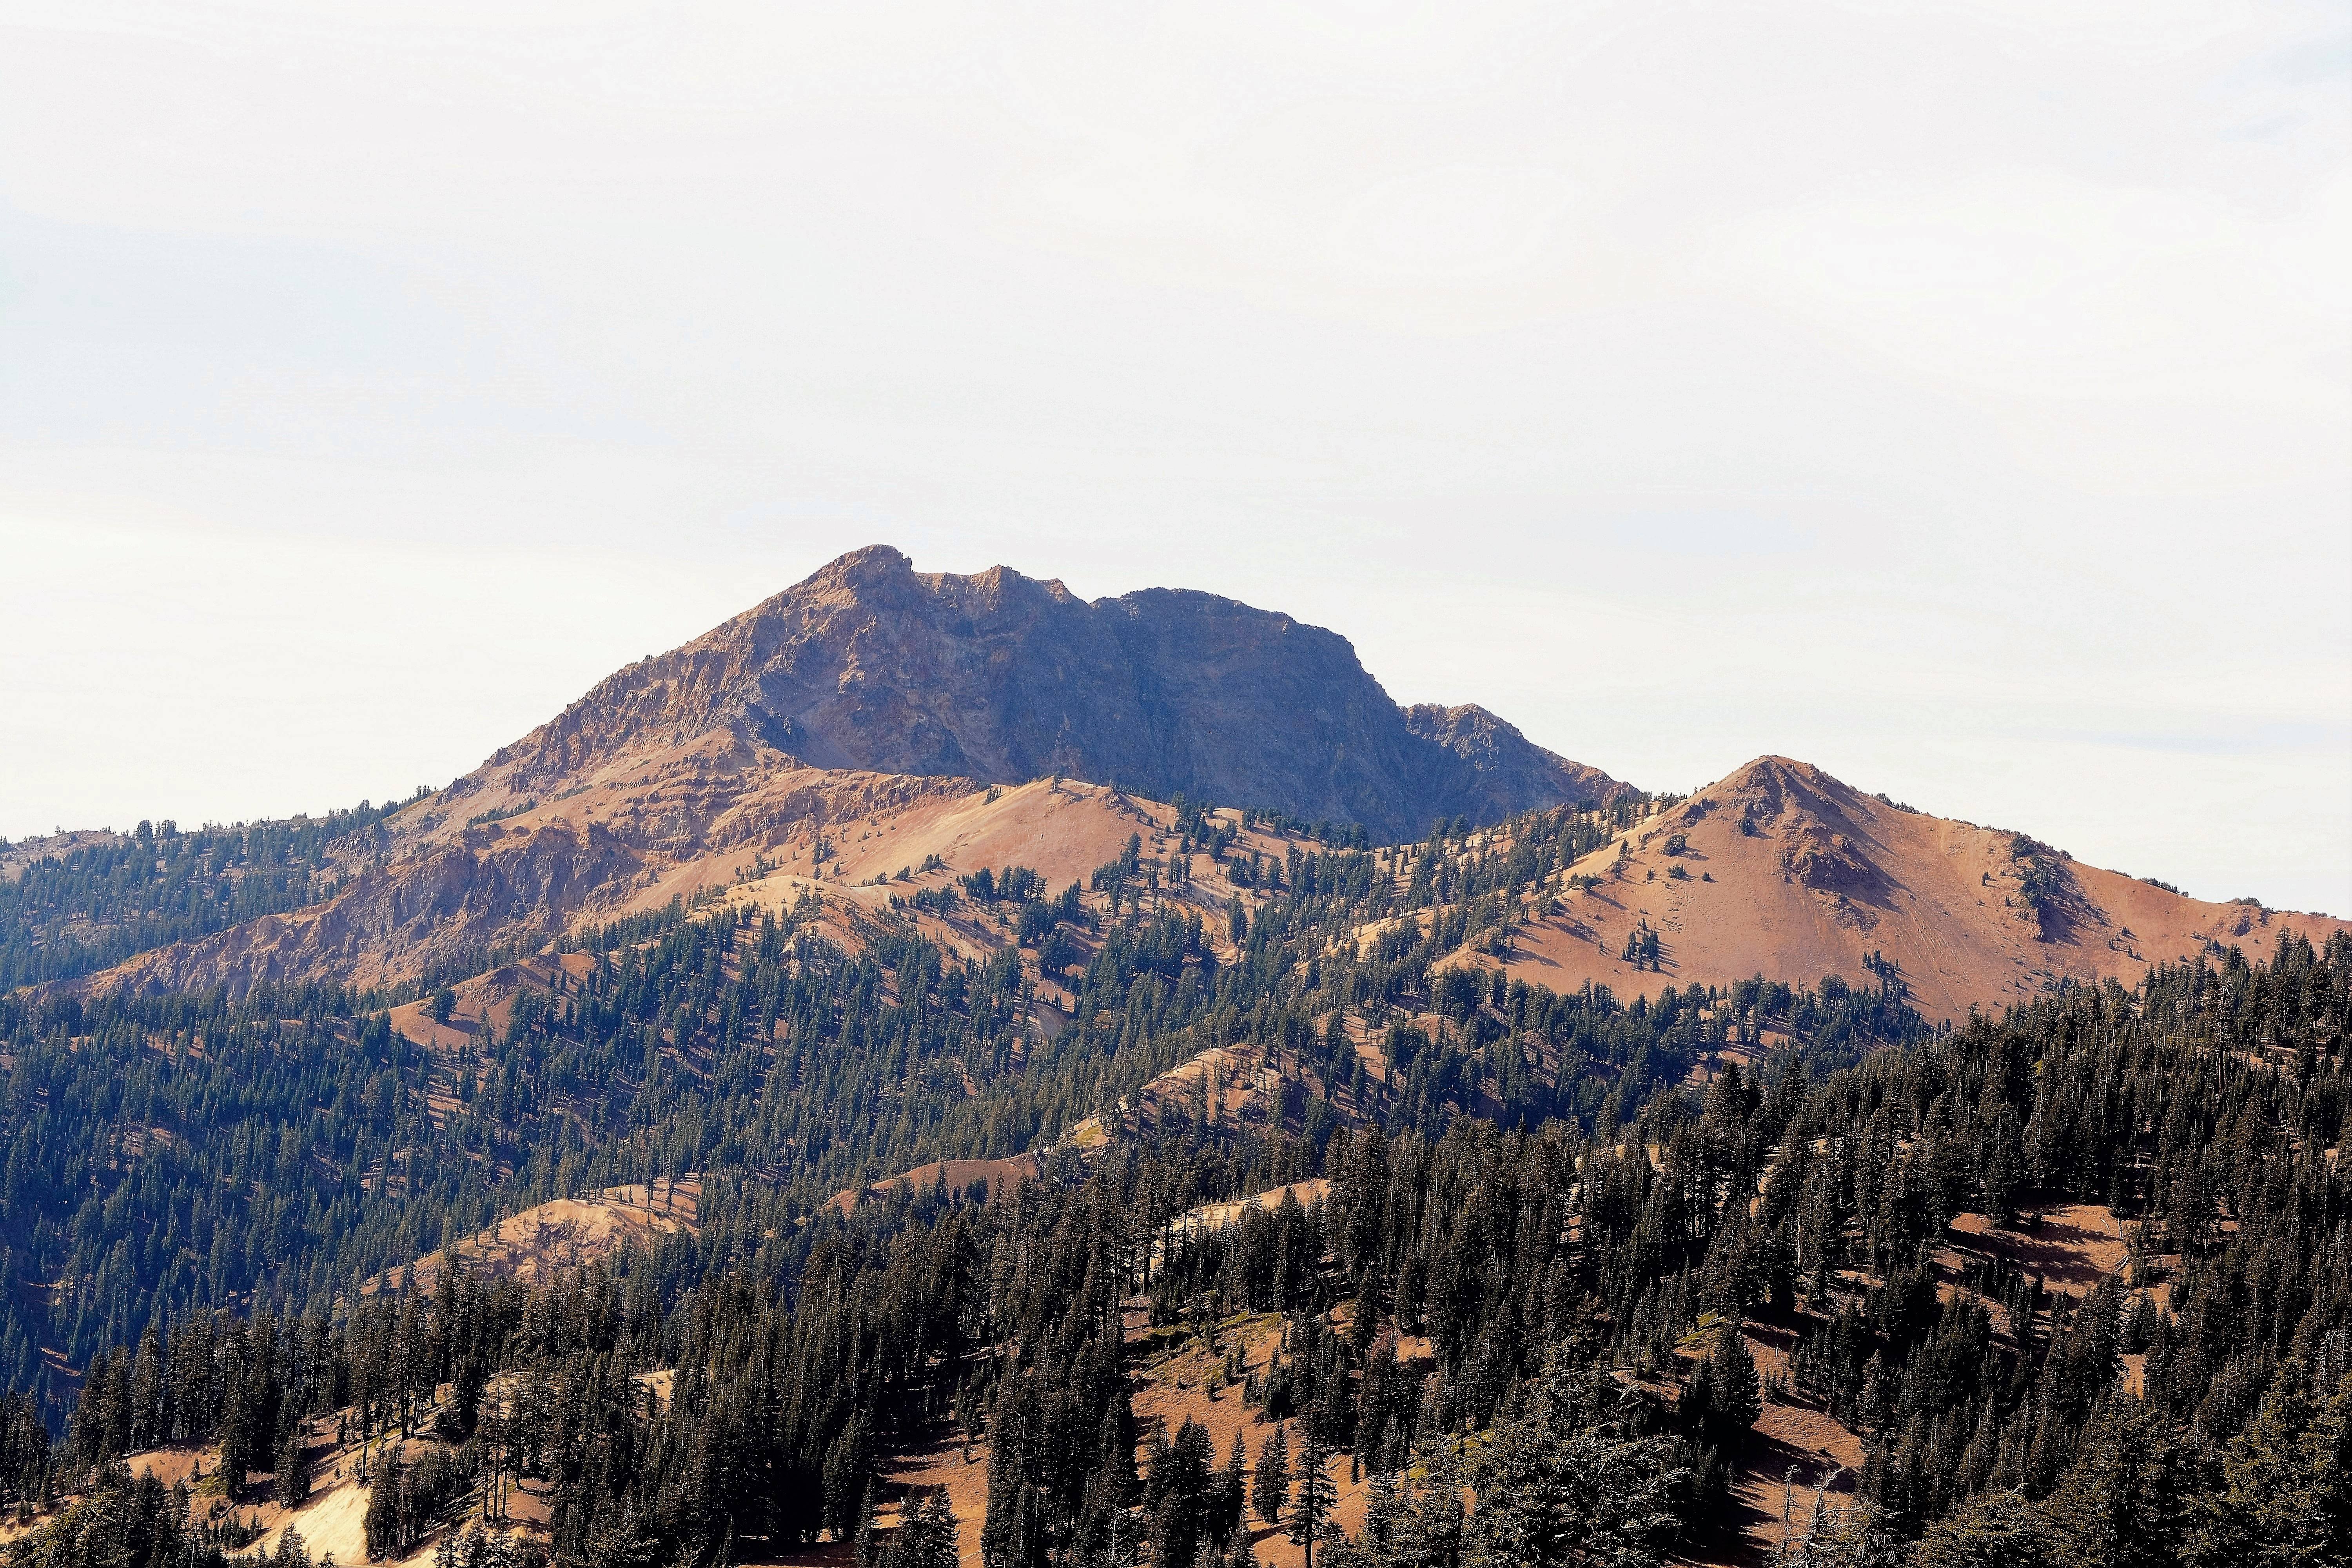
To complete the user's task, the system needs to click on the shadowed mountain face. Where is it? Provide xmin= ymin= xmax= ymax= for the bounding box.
xmin=492 ymin=545 xmax=1622 ymax=839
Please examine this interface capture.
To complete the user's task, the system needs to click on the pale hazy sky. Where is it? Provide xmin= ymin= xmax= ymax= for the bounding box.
xmin=3 ymin=2 xmax=2348 ymax=914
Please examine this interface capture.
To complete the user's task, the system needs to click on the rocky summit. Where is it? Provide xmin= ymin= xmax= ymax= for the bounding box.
xmin=489 ymin=545 xmax=1623 ymax=841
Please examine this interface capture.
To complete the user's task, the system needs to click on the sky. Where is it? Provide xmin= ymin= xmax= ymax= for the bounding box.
xmin=2 ymin=2 xmax=2347 ymax=915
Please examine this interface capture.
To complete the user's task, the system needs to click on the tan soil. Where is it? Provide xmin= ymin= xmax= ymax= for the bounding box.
xmin=366 ymin=1185 xmax=698 ymax=1294
xmin=828 ymin=1155 xmax=1042 ymax=1216
xmin=1446 ymin=757 xmax=2347 ymax=1024
xmin=1944 ymin=1204 xmax=2129 ymax=1298
xmin=107 ymin=1417 xmax=536 ymax=1568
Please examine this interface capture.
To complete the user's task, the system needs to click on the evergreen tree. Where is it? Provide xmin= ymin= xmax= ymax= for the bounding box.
xmin=1252 ymin=1427 xmax=1289 ymax=1527
xmin=1912 ymin=1492 xmax=2058 ymax=1568
xmin=1466 ymin=1350 xmax=1691 ymax=1567
xmin=274 ymin=1425 xmax=311 ymax=1508
xmin=1288 ymin=1426 xmax=1335 ymax=1568
xmin=896 ymin=1492 xmax=958 ymax=1568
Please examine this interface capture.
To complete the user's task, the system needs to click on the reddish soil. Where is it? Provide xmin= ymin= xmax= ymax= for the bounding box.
xmin=828 ymin=1156 xmax=1041 ymax=1216
xmin=366 ymin=1183 xmax=698 ymax=1294
xmin=1451 ymin=757 xmax=2347 ymax=1024
xmin=1943 ymin=1204 xmax=2129 ymax=1298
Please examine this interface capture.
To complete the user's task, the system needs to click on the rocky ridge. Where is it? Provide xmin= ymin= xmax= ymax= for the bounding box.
xmin=475 ymin=545 xmax=1625 ymax=840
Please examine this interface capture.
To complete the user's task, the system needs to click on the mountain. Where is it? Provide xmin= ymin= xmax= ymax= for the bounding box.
xmin=32 ymin=551 xmax=2344 ymax=1009
xmin=1400 ymin=702 xmax=1621 ymax=826
xmin=1465 ymin=755 xmax=2348 ymax=1022
xmin=49 ymin=546 xmax=1632 ymax=996
xmin=483 ymin=544 xmax=1622 ymax=839
xmin=11 ymin=546 xmax=2352 ymax=1568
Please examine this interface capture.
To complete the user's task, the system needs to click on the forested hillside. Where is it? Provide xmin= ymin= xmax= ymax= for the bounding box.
xmin=3 ymin=558 xmax=2343 ymax=1567
xmin=5 ymin=811 xmax=1895 ymax=1399
xmin=0 ymin=797 xmax=422 ymax=989
xmin=3 ymin=928 xmax=2343 ymax=1568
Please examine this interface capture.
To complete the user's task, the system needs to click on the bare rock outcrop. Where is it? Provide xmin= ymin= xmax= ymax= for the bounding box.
xmin=479 ymin=546 xmax=1622 ymax=840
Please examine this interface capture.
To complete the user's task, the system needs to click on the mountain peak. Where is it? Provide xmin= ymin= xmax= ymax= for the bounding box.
xmin=1454 ymin=750 xmax=2348 ymax=1022
xmin=483 ymin=547 xmax=1622 ymax=838
xmin=814 ymin=541 xmax=913 ymax=581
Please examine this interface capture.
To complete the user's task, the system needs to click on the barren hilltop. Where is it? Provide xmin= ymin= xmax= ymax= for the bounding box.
xmin=1444 ymin=755 xmax=2347 ymax=1023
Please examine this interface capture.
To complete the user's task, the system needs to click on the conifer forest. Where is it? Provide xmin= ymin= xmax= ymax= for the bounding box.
xmin=3 ymin=804 xmax=2347 ymax=1568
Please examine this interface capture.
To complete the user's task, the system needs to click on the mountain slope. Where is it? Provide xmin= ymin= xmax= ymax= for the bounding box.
xmin=70 ymin=762 xmax=1285 ymax=998
xmin=1463 ymin=755 xmax=2349 ymax=1022
xmin=60 ymin=546 xmax=1632 ymax=996
xmin=40 ymin=553 xmax=2343 ymax=1013
xmin=0 ymin=796 xmax=416 ymax=988
xmin=71 ymin=744 xmax=982 ymax=996
xmin=479 ymin=544 xmax=1624 ymax=840
xmin=1400 ymin=702 xmax=1619 ymax=826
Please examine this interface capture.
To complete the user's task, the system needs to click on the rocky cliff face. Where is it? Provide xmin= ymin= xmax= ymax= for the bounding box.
xmin=481 ymin=546 xmax=1622 ymax=839
xmin=1401 ymin=703 xmax=1624 ymax=828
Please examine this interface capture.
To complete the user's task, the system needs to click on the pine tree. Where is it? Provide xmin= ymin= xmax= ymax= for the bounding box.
xmin=1911 ymin=1490 xmax=2058 ymax=1568
xmin=275 ymin=1423 xmax=312 ymax=1506
xmin=853 ymin=1485 xmax=880 ymax=1568
xmin=1713 ymin=1328 xmax=1763 ymax=1434
xmin=1288 ymin=1426 xmax=1335 ymax=1568
xmin=2311 ymin=1368 xmax=2352 ymax=1565
xmin=1252 ymin=1426 xmax=1289 ymax=1526
xmin=2188 ymin=1362 xmax=2343 ymax=1565
xmin=1217 ymin=1432 xmax=1248 ymax=1543
xmin=2038 ymin=1396 xmax=2178 ymax=1568
xmin=898 ymin=1492 xmax=958 ymax=1568
xmin=1466 ymin=1349 xmax=1692 ymax=1567
xmin=363 ymin=1461 xmax=405 ymax=1560
xmin=1358 ymin=1468 xmax=1402 ymax=1560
